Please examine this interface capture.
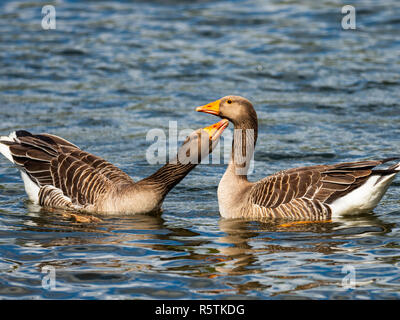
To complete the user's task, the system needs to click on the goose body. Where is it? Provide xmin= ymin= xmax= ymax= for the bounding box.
xmin=197 ymin=96 xmax=400 ymax=221
xmin=0 ymin=120 xmax=228 ymax=215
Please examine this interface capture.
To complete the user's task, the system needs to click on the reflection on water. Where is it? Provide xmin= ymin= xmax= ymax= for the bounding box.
xmin=2 ymin=207 xmax=398 ymax=299
xmin=0 ymin=0 xmax=400 ymax=299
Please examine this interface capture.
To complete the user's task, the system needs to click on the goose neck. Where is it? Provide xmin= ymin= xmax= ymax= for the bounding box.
xmin=227 ymin=119 xmax=258 ymax=181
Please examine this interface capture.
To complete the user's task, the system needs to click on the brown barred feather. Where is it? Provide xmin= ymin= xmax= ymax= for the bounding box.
xmin=8 ymin=145 xmax=27 ymax=157
xmin=39 ymin=133 xmax=79 ymax=148
xmin=25 ymin=149 xmax=53 ymax=161
xmin=249 ymin=158 xmax=398 ymax=220
xmin=2 ymin=131 xmax=135 ymax=210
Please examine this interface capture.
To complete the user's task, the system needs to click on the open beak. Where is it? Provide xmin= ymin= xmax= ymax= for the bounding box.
xmin=196 ymin=99 xmax=221 ymax=116
xmin=202 ymin=119 xmax=229 ymax=141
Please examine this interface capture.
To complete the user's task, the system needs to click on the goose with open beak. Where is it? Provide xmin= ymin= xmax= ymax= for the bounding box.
xmin=0 ymin=119 xmax=229 ymax=215
xmin=197 ymin=96 xmax=400 ymax=221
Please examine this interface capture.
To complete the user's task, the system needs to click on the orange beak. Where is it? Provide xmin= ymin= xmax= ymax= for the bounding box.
xmin=202 ymin=119 xmax=229 ymax=141
xmin=196 ymin=99 xmax=221 ymax=116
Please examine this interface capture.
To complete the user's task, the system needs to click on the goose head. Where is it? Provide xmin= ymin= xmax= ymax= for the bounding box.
xmin=176 ymin=119 xmax=229 ymax=164
xmin=195 ymin=95 xmax=257 ymax=127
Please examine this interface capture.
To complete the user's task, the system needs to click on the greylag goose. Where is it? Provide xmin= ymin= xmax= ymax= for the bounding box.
xmin=0 ymin=119 xmax=229 ymax=215
xmin=196 ymin=96 xmax=400 ymax=221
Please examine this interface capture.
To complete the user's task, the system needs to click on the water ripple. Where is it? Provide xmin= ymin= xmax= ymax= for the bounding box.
xmin=0 ymin=0 xmax=400 ymax=299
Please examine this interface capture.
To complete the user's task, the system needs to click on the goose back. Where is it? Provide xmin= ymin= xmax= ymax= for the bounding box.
xmin=2 ymin=130 xmax=134 ymax=210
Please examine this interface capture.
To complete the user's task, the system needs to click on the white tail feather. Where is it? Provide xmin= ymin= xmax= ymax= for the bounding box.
xmin=0 ymin=132 xmax=18 ymax=163
xmin=0 ymin=143 xmax=14 ymax=163
xmin=330 ymin=173 xmax=397 ymax=217
xmin=1 ymin=131 xmax=40 ymax=204
xmin=20 ymin=171 xmax=40 ymax=204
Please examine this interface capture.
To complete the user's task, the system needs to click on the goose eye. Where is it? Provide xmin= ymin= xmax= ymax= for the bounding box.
xmin=227 ymin=99 xmax=232 ymax=104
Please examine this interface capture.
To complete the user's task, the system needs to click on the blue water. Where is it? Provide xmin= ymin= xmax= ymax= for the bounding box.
xmin=0 ymin=0 xmax=400 ymax=299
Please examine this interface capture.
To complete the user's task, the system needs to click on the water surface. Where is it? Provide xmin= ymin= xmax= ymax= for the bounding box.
xmin=0 ymin=0 xmax=400 ymax=299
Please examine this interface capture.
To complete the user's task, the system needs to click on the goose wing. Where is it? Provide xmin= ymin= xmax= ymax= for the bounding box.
xmin=248 ymin=158 xmax=399 ymax=220
xmin=1 ymin=130 xmax=134 ymax=208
